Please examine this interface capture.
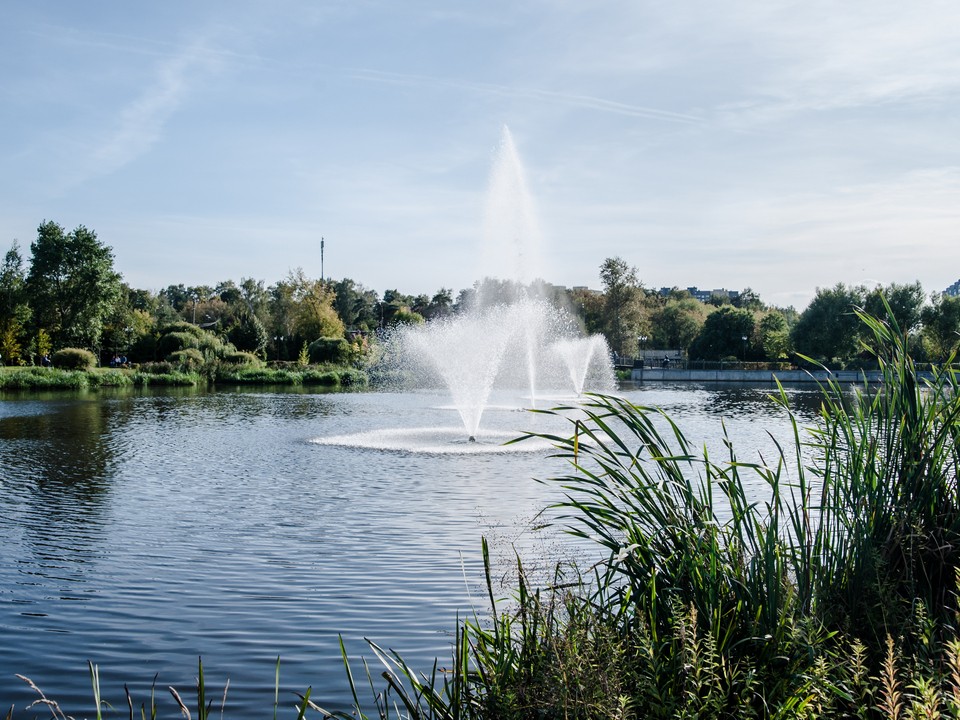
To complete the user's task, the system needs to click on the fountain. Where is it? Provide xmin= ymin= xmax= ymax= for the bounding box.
xmin=552 ymin=335 xmax=611 ymax=397
xmin=319 ymin=127 xmax=616 ymax=453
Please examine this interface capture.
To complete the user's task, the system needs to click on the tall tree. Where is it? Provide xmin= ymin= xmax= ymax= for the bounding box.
xmin=650 ymin=297 xmax=707 ymax=352
xmin=0 ymin=241 xmax=31 ymax=364
xmin=921 ymin=293 xmax=960 ymax=361
xmin=287 ymin=268 xmax=345 ymax=342
xmin=757 ymin=311 xmax=791 ymax=361
xmin=599 ymin=256 xmax=642 ymax=356
xmin=688 ymin=306 xmax=756 ymax=360
xmin=863 ymin=281 xmax=925 ymax=335
xmin=790 ymin=283 xmax=866 ymax=363
xmin=26 ymin=221 xmax=122 ymax=350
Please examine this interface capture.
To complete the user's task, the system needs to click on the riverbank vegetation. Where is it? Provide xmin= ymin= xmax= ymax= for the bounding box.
xmin=3 ymin=223 xmax=960 ymax=386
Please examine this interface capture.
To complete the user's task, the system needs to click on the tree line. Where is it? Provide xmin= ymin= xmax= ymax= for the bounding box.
xmin=588 ymin=256 xmax=960 ymax=366
xmin=1 ymin=222 xmax=958 ymax=368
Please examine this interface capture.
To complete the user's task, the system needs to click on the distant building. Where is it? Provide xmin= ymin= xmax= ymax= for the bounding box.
xmin=946 ymin=279 xmax=960 ymax=297
xmin=659 ymin=286 xmax=740 ymax=303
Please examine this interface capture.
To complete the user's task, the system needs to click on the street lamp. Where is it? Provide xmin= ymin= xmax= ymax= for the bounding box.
xmin=741 ymin=335 xmax=748 ymax=360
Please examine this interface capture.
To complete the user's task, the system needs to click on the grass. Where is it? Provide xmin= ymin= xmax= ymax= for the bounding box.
xmin=214 ymin=365 xmax=368 ymax=388
xmin=11 ymin=658 xmax=316 ymax=720
xmin=5 ymin=305 xmax=959 ymax=718
xmin=0 ymin=364 xmax=366 ymax=392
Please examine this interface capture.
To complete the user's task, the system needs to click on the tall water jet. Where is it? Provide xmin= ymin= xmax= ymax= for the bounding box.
xmin=480 ymin=126 xmax=546 ymax=293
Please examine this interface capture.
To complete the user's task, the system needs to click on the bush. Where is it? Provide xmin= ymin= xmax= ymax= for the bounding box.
xmin=158 ymin=331 xmax=199 ymax=358
xmin=127 ymin=333 xmax=158 ymax=363
xmin=221 ymin=351 xmax=263 ymax=367
xmin=336 ymin=368 xmax=368 ymax=387
xmin=308 ymin=337 xmax=352 ymax=365
xmin=89 ymin=370 xmax=133 ymax=388
xmin=51 ymin=348 xmax=97 ymax=370
xmin=300 ymin=369 xmax=339 ymax=386
xmin=214 ymin=367 xmax=298 ymax=385
xmin=138 ymin=361 xmax=175 ymax=375
xmin=168 ymin=348 xmax=204 ymax=371
xmin=158 ymin=321 xmax=206 ymax=339
xmin=132 ymin=370 xmax=200 ymax=387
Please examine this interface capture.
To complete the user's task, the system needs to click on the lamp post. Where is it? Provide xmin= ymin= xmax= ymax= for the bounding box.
xmin=741 ymin=335 xmax=748 ymax=361
xmin=637 ymin=335 xmax=647 ymax=361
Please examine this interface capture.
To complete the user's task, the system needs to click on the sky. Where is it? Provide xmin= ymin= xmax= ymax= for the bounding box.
xmin=2 ymin=1 xmax=959 ymax=311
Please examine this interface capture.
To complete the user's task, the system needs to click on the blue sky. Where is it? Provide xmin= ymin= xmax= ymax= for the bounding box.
xmin=3 ymin=1 xmax=958 ymax=310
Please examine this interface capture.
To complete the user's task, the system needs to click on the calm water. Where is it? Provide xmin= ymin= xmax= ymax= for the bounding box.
xmin=0 ymin=383 xmax=823 ymax=714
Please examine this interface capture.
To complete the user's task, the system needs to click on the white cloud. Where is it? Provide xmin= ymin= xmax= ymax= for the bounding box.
xmin=87 ymin=38 xmax=223 ymax=178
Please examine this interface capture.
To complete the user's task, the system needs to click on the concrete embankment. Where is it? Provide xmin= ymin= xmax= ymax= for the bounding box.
xmin=629 ymin=368 xmax=934 ymax=384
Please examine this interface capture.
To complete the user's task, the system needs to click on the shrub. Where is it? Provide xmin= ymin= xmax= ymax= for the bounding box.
xmin=158 ymin=331 xmax=199 ymax=358
xmin=214 ymin=367 xmax=298 ymax=385
xmin=132 ymin=370 xmax=199 ymax=387
xmin=336 ymin=367 xmax=368 ymax=387
xmin=308 ymin=337 xmax=352 ymax=365
xmin=168 ymin=348 xmax=204 ymax=371
xmin=51 ymin=348 xmax=97 ymax=370
xmin=127 ymin=333 xmax=158 ymax=363
xmin=159 ymin=321 xmax=206 ymax=339
xmin=89 ymin=370 xmax=133 ymax=388
xmin=138 ymin=361 xmax=175 ymax=375
xmin=221 ymin=351 xmax=263 ymax=367
xmin=300 ymin=369 xmax=339 ymax=386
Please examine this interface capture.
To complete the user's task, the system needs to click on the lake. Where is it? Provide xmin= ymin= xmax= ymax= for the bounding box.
xmin=0 ymin=383 xmax=823 ymax=715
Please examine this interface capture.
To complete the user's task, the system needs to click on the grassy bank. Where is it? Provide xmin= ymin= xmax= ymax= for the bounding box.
xmin=0 ymin=366 xmax=201 ymax=390
xmin=213 ymin=365 xmax=368 ymax=388
xmin=0 ymin=364 xmax=368 ymax=392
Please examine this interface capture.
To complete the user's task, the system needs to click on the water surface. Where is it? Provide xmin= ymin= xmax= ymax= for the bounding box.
xmin=0 ymin=384 xmax=822 ymax=714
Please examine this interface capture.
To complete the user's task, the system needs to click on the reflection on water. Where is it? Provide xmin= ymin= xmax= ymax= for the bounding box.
xmin=0 ymin=384 xmax=823 ymax=714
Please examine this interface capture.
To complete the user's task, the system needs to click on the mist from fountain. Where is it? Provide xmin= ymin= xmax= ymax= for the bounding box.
xmin=552 ymin=335 xmax=611 ymax=397
xmin=401 ymin=305 xmax=517 ymax=440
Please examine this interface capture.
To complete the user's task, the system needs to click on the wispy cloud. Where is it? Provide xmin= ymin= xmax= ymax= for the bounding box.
xmin=713 ymin=2 xmax=960 ymax=127
xmin=347 ymin=68 xmax=704 ymax=125
xmin=86 ymin=37 xmax=223 ymax=178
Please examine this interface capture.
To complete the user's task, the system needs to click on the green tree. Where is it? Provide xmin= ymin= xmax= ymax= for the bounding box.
xmin=688 ymin=305 xmax=755 ymax=360
xmin=26 ymin=221 xmax=122 ymax=350
xmin=757 ymin=311 xmax=791 ymax=360
xmin=790 ymin=283 xmax=866 ymax=363
xmin=733 ymin=287 xmax=765 ymax=311
xmin=331 ymin=278 xmax=379 ymax=331
xmin=599 ymin=256 xmax=642 ymax=356
xmin=227 ymin=310 xmax=268 ymax=354
xmin=921 ymin=292 xmax=960 ymax=361
xmin=567 ymin=287 xmax=603 ymax=337
xmin=0 ymin=241 xmax=31 ymax=364
xmin=649 ymin=297 xmax=706 ymax=352
xmin=863 ymin=281 xmax=924 ymax=334
xmin=286 ymin=268 xmax=344 ymax=342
